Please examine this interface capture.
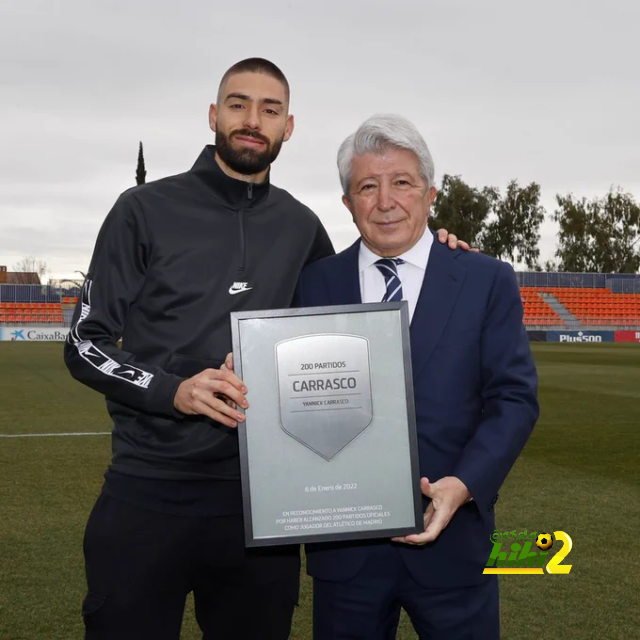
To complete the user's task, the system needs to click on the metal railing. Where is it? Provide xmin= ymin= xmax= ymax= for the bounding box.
xmin=516 ymin=271 xmax=640 ymax=292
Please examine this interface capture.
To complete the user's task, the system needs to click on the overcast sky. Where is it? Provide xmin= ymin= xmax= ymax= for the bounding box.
xmin=1 ymin=0 xmax=638 ymax=280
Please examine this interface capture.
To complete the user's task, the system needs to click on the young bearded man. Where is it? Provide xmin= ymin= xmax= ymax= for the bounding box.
xmin=65 ymin=60 xmax=467 ymax=640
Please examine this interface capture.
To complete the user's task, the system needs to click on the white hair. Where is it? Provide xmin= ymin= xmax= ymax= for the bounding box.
xmin=337 ymin=113 xmax=435 ymax=197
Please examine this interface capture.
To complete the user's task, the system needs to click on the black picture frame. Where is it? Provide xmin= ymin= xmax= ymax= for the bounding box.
xmin=231 ymin=302 xmax=422 ymax=547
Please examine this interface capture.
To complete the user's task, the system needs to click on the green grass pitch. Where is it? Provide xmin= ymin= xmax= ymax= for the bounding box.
xmin=1 ymin=342 xmax=639 ymax=639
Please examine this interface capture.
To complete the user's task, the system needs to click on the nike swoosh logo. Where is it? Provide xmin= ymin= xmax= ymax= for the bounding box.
xmin=229 ymin=285 xmax=253 ymax=295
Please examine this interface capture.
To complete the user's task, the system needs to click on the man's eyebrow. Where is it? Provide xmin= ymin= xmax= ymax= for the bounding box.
xmin=225 ymin=93 xmax=252 ymax=102
xmin=225 ymin=93 xmax=284 ymax=107
xmin=354 ymin=171 xmax=415 ymax=185
xmin=355 ymin=176 xmax=379 ymax=185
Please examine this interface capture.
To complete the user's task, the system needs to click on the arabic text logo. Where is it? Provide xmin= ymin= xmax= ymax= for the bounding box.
xmin=484 ymin=530 xmax=572 ymax=575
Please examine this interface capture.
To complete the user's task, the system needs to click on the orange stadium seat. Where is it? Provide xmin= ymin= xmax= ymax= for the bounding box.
xmin=541 ymin=287 xmax=640 ymax=327
xmin=519 ymin=287 xmax=566 ymax=327
xmin=0 ymin=298 xmax=71 ymax=325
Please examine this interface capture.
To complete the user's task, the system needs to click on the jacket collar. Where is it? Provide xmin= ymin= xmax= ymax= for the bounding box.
xmin=190 ymin=145 xmax=271 ymax=208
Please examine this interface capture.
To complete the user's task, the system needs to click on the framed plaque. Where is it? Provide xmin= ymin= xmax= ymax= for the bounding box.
xmin=231 ymin=302 xmax=422 ymax=547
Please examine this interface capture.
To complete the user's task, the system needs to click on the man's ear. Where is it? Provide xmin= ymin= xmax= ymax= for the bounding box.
xmin=283 ymin=114 xmax=295 ymax=142
xmin=209 ymin=104 xmax=218 ymax=133
xmin=427 ymin=185 xmax=438 ymax=209
xmin=342 ymin=194 xmax=356 ymax=222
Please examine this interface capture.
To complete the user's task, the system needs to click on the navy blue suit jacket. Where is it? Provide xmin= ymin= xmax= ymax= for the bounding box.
xmin=294 ymin=234 xmax=539 ymax=589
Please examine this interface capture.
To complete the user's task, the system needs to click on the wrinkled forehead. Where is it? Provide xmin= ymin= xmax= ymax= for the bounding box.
xmin=218 ymin=71 xmax=289 ymax=106
xmin=351 ymin=148 xmax=422 ymax=180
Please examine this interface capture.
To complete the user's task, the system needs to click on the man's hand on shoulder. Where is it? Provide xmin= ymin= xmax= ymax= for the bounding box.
xmin=174 ymin=363 xmax=248 ymax=429
xmin=392 ymin=476 xmax=471 ymax=546
xmin=435 ymin=228 xmax=479 ymax=252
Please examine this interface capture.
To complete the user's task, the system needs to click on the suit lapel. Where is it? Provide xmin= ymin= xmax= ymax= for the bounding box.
xmin=329 ymin=239 xmax=362 ymax=305
xmin=327 ymin=236 xmax=466 ymax=380
xmin=410 ymin=239 xmax=466 ymax=381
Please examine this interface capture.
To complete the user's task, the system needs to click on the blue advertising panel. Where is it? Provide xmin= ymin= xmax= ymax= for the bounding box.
xmin=546 ymin=330 xmax=614 ymax=343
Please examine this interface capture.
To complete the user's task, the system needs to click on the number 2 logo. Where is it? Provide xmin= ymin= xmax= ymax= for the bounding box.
xmin=546 ymin=531 xmax=573 ymax=574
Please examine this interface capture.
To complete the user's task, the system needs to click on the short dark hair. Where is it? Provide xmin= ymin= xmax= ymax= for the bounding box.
xmin=217 ymin=58 xmax=290 ymax=103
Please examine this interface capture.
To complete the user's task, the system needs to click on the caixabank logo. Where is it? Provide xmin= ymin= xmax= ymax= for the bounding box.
xmin=1 ymin=327 xmax=70 ymax=342
xmin=484 ymin=530 xmax=573 ymax=575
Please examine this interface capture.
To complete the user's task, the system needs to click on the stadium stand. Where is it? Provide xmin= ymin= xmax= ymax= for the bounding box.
xmin=0 ymin=283 xmax=80 ymax=326
xmin=520 ymin=287 xmax=565 ymax=326
xmin=520 ymin=286 xmax=640 ymax=328
xmin=0 ymin=275 xmax=638 ymax=330
xmin=0 ymin=302 xmax=64 ymax=324
xmin=549 ymin=288 xmax=640 ymax=327
xmin=516 ymin=273 xmax=640 ymax=329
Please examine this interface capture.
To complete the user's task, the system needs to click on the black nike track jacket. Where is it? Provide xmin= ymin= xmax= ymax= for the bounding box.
xmin=64 ymin=146 xmax=334 ymax=485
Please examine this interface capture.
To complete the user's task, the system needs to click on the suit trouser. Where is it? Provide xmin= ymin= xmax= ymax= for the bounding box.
xmin=82 ymin=491 xmax=300 ymax=640
xmin=312 ymin=543 xmax=499 ymax=640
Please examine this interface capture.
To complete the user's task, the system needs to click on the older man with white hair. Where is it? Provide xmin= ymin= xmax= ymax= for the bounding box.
xmin=294 ymin=114 xmax=539 ymax=639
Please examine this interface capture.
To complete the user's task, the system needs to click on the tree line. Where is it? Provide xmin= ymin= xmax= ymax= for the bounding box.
xmin=9 ymin=149 xmax=639 ymax=281
xmin=136 ymin=142 xmax=639 ymax=273
xmin=427 ymin=175 xmax=640 ymax=273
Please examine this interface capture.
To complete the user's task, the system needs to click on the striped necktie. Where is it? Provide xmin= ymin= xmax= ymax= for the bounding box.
xmin=375 ymin=258 xmax=405 ymax=302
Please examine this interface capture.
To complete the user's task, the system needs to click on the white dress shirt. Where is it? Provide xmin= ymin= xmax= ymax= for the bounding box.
xmin=358 ymin=230 xmax=433 ymax=322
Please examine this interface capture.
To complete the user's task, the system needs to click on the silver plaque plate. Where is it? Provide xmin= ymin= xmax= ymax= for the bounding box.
xmin=231 ymin=303 xmax=422 ymax=547
xmin=276 ymin=334 xmax=373 ymax=460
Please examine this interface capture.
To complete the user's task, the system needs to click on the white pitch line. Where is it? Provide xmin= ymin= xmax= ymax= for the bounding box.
xmin=0 ymin=432 xmax=111 ymax=438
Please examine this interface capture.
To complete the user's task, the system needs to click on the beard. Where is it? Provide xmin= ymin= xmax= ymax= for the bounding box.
xmin=215 ymin=128 xmax=284 ymax=175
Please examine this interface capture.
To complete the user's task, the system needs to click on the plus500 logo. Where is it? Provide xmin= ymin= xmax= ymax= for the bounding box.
xmin=559 ymin=333 xmax=602 ymax=343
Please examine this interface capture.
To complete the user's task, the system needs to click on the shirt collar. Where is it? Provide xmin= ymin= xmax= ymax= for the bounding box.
xmin=358 ymin=229 xmax=433 ymax=273
xmin=190 ymin=145 xmax=271 ymax=208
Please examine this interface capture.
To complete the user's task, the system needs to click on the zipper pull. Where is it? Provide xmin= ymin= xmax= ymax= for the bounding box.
xmin=248 ymin=183 xmax=253 ymax=200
